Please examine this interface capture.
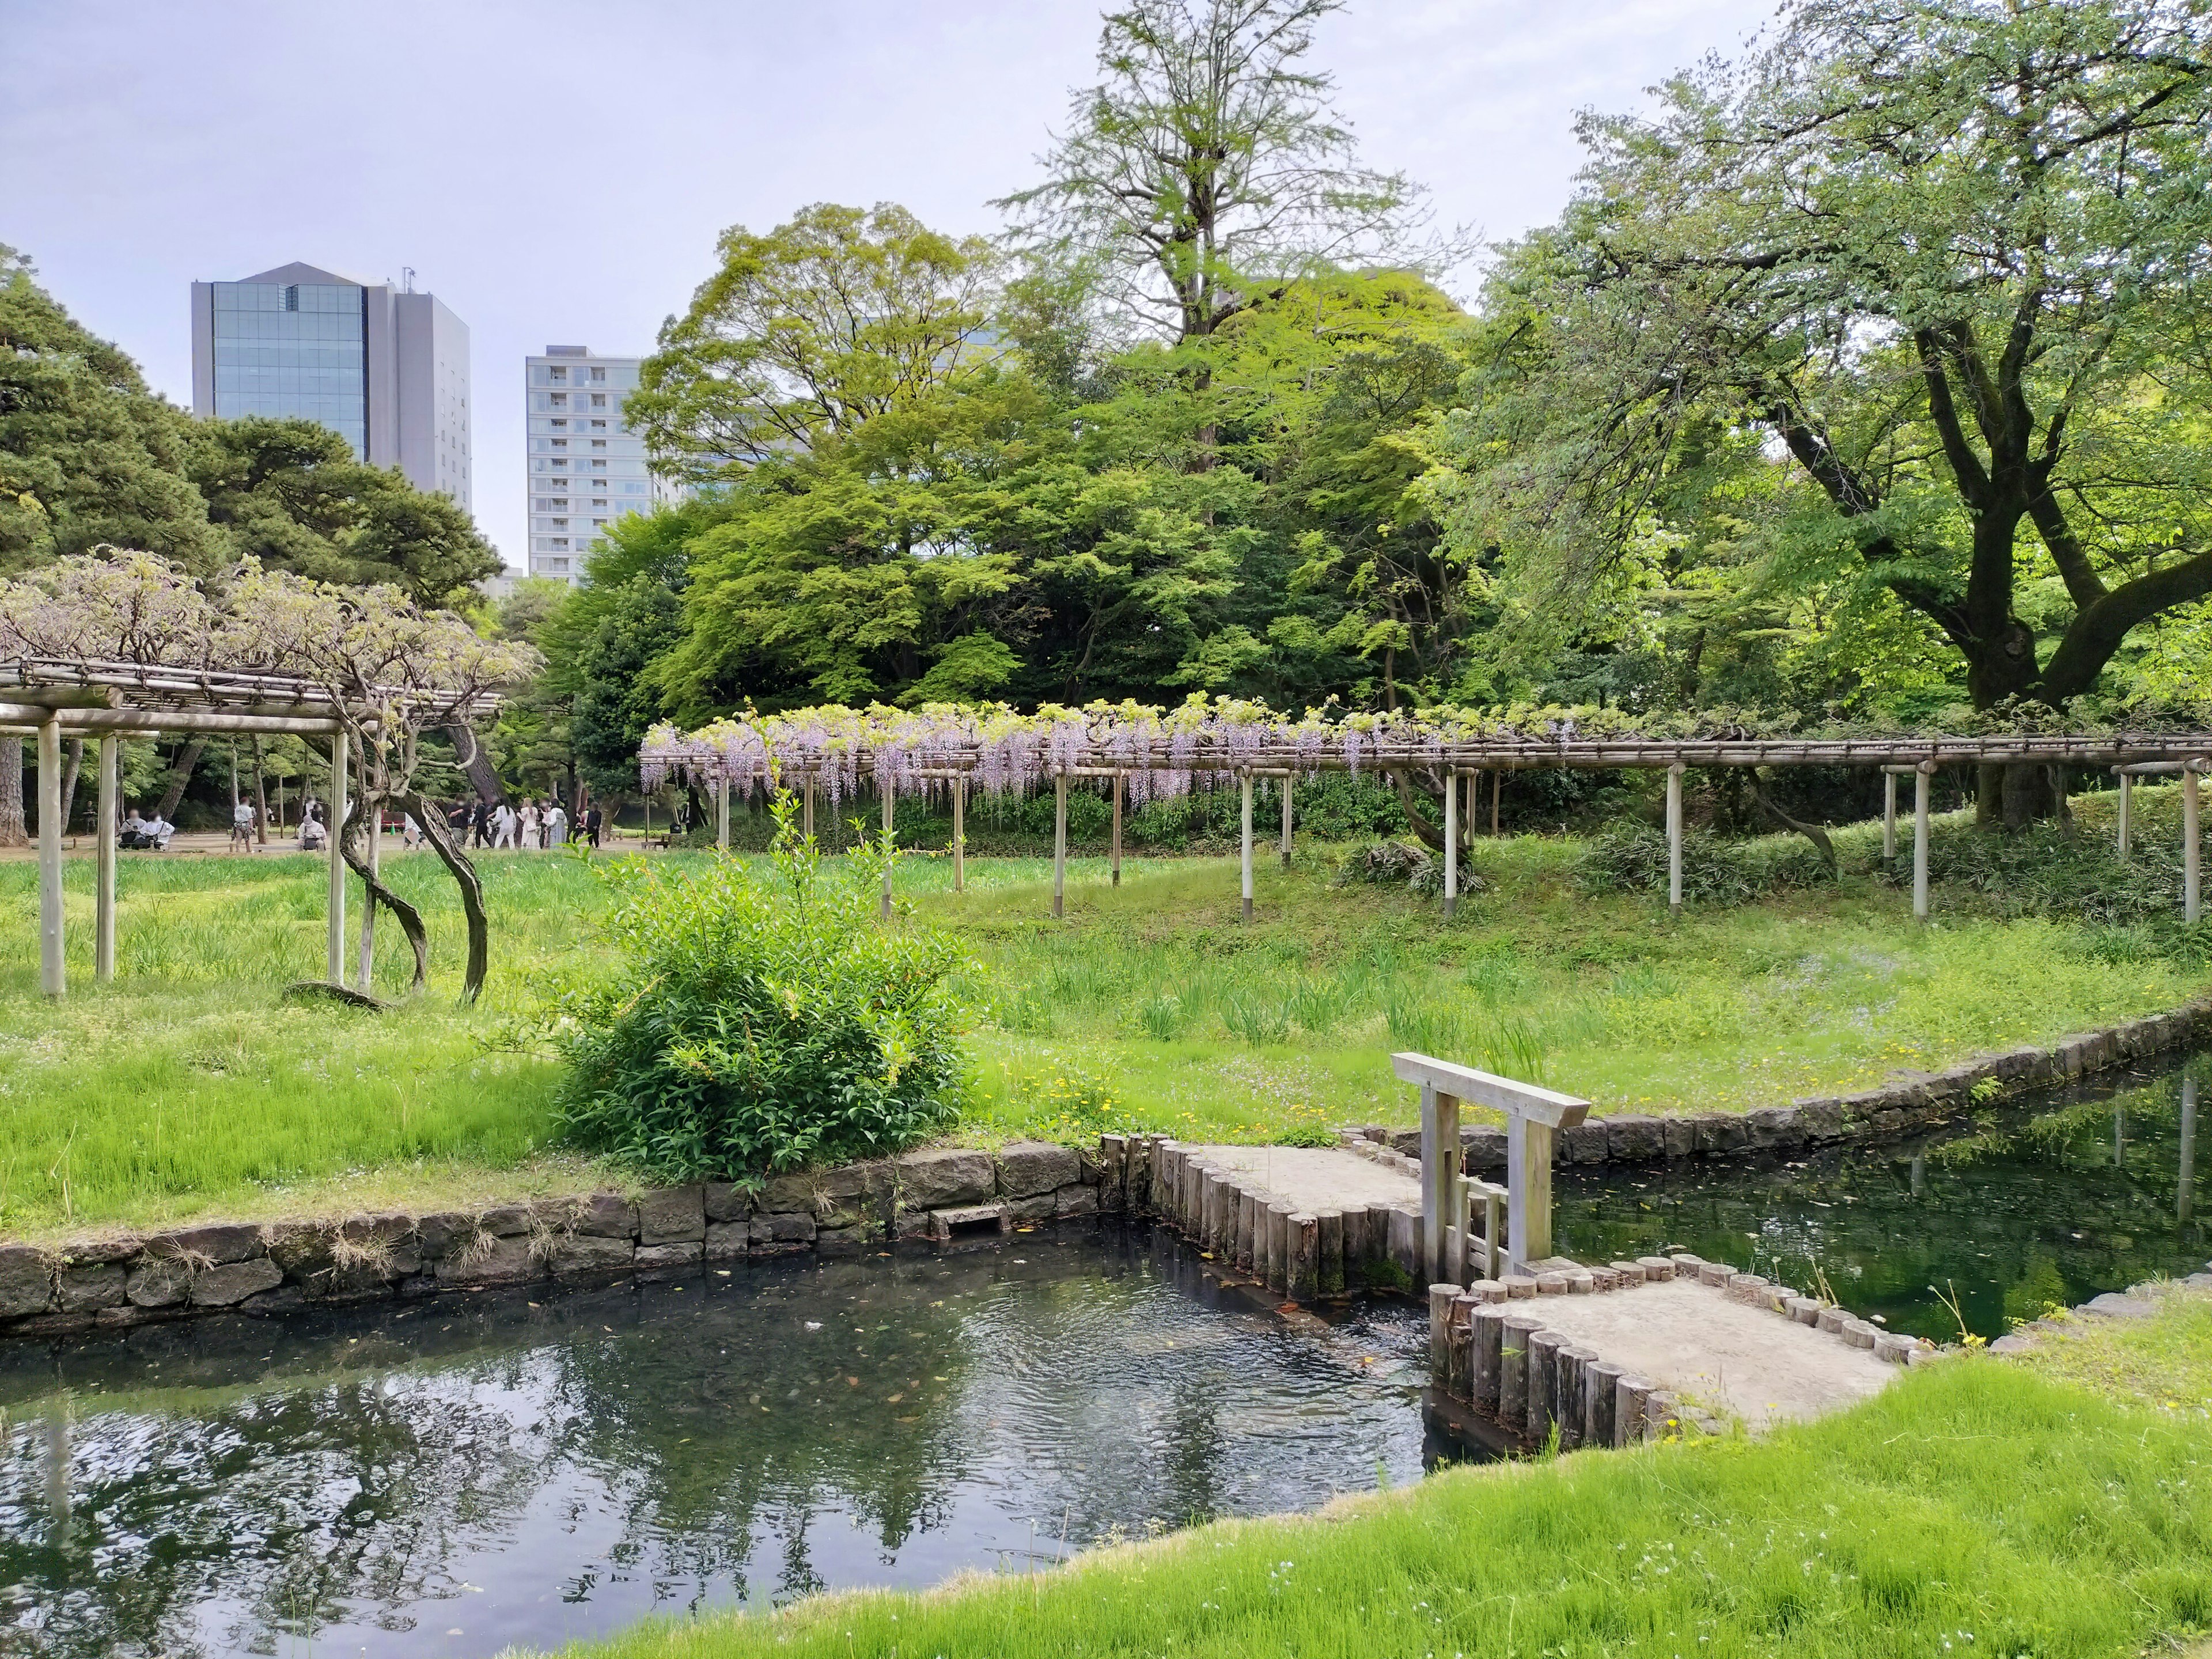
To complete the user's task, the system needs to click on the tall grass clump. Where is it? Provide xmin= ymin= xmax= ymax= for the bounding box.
xmin=1580 ymin=825 xmax=1835 ymax=902
xmin=554 ymin=797 xmax=968 ymax=1179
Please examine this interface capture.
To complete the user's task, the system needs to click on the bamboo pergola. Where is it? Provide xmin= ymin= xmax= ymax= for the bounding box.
xmin=0 ymin=658 xmax=494 ymax=998
xmin=657 ymin=721 xmax=2212 ymax=927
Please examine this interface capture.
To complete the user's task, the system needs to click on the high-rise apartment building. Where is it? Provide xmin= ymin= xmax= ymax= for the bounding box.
xmin=525 ymin=346 xmax=665 ymax=584
xmin=190 ymin=262 xmax=472 ymax=510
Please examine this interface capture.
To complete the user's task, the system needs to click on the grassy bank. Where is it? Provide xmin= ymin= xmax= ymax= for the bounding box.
xmin=551 ymin=1286 xmax=2212 ymax=1659
xmin=0 ymin=791 xmax=2202 ymax=1236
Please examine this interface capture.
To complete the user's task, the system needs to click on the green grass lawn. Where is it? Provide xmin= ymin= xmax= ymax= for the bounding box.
xmin=0 ymin=792 xmax=2200 ymax=1237
xmin=548 ymin=1286 xmax=2212 ymax=1659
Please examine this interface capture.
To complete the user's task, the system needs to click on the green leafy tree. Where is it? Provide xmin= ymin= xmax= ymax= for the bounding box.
xmin=628 ymin=203 xmax=1001 ymax=485
xmin=1450 ymin=0 xmax=2212 ymax=825
xmin=999 ymin=0 xmax=1440 ymax=343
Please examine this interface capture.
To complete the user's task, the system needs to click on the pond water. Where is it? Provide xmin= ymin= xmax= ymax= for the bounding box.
xmin=1558 ymin=1054 xmax=2208 ymax=1343
xmin=0 ymin=1228 xmax=1441 ymax=1659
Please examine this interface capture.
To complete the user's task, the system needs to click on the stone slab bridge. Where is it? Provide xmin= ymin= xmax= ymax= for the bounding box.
xmin=1113 ymin=1050 xmax=1926 ymax=1450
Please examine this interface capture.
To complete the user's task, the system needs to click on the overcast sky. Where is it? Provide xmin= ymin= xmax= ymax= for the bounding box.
xmin=2 ymin=0 xmax=1778 ymax=573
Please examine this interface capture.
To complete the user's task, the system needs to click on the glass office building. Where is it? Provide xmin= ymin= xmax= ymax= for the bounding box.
xmin=192 ymin=262 xmax=472 ymax=510
xmin=207 ymin=278 xmax=369 ymax=457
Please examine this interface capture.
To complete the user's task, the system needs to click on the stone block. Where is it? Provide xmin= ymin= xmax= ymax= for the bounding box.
xmin=897 ymin=1147 xmax=995 ymax=1209
xmin=1661 ymin=1116 xmax=1696 ymax=1158
xmin=124 ymin=1257 xmax=190 ymax=1308
xmin=1460 ymin=1127 xmax=1508 ymax=1171
xmin=1605 ymin=1115 xmax=1665 ymax=1162
xmin=549 ymin=1233 xmax=634 ymax=1277
xmin=757 ymin=1172 xmax=817 ymax=1215
xmin=1635 ymin=1256 xmax=1675 ymax=1282
xmin=565 ymin=1192 xmax=641 ymax=1238
xmin=751 ymin=1211 xmax=816 ymax=1243
xmin=191 ymin=1258 xmax=283 ymax=1306
xmin=638 ymin=1185 xmax=706 ymax=1246
xmin=995 ymin=1141 xmax=1079 ymax=1194
xmin=1987 ymin=1332 xmax=2034 ymax=1355
xmin=931 ymin=1203 xmax=1010 ymax=1241
xmin=58 ymin=1237 xmax=141 ymax=1266
xmin=435 ymin=1233 xmax=540 ymax=1285
xmin=56 ymin=1264 xmax=124 ymax=1313
xmin=2081 ymin=1292 xmax=2157 ymax=1319
xmin=1744 ymin=1107 xmax=1804 ymax=1150
xmin=478 ymin=1205 xmax=535 ymax=1237
xmin=703 ymin=1182 xmax=751 ymax=1224
xmin=704 ymin=1221 xmax=751 ymax=1260
xmin=1870 ymin=1108 xmax=1906 ymax=1136
xmin=815 ymin=1226 xmax=870 ymax=1258
xmin=1687 ymin=1113 xmax=1732 ymax=1154
xmin=1559 ymin=1122 xmax=1609 ymax=1164
xmin=1794 ymin=1100 xmax=1846 ymax=1142
xmin=415 ymin=1211 xmax=471 ymax=1260
xmin=635 ymin=1242 xmax=703 ymax=1271
xmin=1055 ymin=1184 xmax=1100 ymax=1218
xmin=1007 ymin=1192 xmax=1059 ymax=1224
xmin=1390 ymin=1128 xmax=1422 ymax=1157
xmin=0 ymin=1245 xmax=53 ymax=1317
xmin=159 ymin=1223 xmax=263 ymax=1266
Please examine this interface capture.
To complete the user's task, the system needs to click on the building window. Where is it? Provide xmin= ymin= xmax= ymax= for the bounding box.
xmin=590 ymin=419 xmax=607 ymax=430
xmin=550 ymin=393 xmax=566 ymax=408
xmin=591 ymin=438 xmax=606 ymax=449
xmin=590 ymin=367 xmax=606 ymax=382
xmin=590 ymin=393 xmax=608 ymax=408
xmin=548 ymin=366 xmax=567 ymax=382
xmin=551 ymin=438 xmax=567 ymax=449
xmin=547 ymin=558 xmax=570 ymax=571
xmin=590 ymin=459 xmax=606 ymax=469
xmin=550 ymin=418 xmax=566 ymax=429
xmin=550 ymin=537 xmax=569 ymax=549
xmin=550 ymin=518 xmax=568 ymax=528
xmin=590 ymin=497 xmax=607 ymax=507
xmin=551 ymin=459 xmax=567 ymax=469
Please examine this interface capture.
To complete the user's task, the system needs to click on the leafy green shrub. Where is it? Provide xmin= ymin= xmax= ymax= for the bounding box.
xmin=1918 ymin=820 xmax=2185 ymax=925
xmin=1578 ymin=826 xmax=1834 ymax=902
xmin=553 ymin=797 xmax=968 ymax=1179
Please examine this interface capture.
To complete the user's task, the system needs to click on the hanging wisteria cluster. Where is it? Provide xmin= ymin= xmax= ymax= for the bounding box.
xmin=642 ymin=696 xmax=1733 ymax=805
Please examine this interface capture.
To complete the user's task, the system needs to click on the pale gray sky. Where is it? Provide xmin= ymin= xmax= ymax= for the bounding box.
xmin=1 ymin=0 xmax=1778 ymax=571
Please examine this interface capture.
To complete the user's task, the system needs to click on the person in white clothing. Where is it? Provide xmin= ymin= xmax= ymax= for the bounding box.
xmin=491 ymin=801 xmax=518 ymax=849
xmin=518 ymin=800 xmax=541 ymax=849
xmin=543 ymin=802 xmax=568 ymax=847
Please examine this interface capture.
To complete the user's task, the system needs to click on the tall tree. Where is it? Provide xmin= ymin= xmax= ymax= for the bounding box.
xmin=627 ymin=203 xmax=1001 ymax=484
xmin=999 ymin=0 xmax=1438 ymax=343
xmin=1451 ymin=0 xmax=2212 ymax=825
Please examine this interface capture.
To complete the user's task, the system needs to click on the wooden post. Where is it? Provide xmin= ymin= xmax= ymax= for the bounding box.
xmin=1052 ymin=772 xmax=1068 ymax=920
xmin=2116 ymin=767 xmax=2132 ymax=857
xmin=1419 ymin=1082 xmax=1461 ymax=1286
xmin=1913 ymin=762 xmax=1933 ymax=922
xmin=880 ymin=785 xmax=895 ymax=921
xmin=1239 ymin=769 xmax=1254 ymax=925
xmin=1505 ymin=1114 xmax=1555 ymax=1268
xmin=2186 ymin=762 xmax=2203 ymax=926
xmin=1111 ymin=770 xmax=1123 ymax=888
xmin=1467 ymin=770 xmax=1480 ymax=837
xmin=94 ymin=734 xmax=116 ymax=984
xmin=1442 ymin=768 xmax=1459 ymax=919
xmin=1665 ymin=761 xmax=1684 ymax=914
xmin=37 ymin=717 xmax=63 ymax=998
xmin=715 ymin=777 xmax=729 ymax=850
xmin=1882 ymin=771 xmax=1897 ymax=862
xmin=951 ymin=775 xmax=965 ymax=892
xmin=326 ymin=730 xmax=347 ymax=983
xmin=1491 ymin=768 xmax=1501 ymax=836
xmin=358 ymin=804 xmax=380 ymax=992
xmin=1279 ymin=771 xmax=1293 ymax=868
xmin=802 ymin=774 xmax=814 ymax=841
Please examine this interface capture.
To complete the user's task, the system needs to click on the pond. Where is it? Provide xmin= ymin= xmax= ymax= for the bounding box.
xmin=1557 ymin=1054 xmax=2207 ymax=1343
xmin=0 ymin=1228 xmax=1442 ymax=1659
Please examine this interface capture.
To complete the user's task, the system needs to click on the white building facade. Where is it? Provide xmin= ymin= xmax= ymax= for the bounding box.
xmin=525 ymin=346 xmax=666 ymax=584
xmin=190 ymin=262 xmax=471 ymax=510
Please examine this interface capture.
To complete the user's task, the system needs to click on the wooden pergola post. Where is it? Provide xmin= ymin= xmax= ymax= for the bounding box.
xmin=1111 ymin=770 xmax=1123 ymax=888
xmin=1442 ymin=767 xmax=1459 ymax=918
xmin=1240 ymin=768 xmax=1255 ymax=924
xmin=37 ymin=716 xmax=63 ymax=998
xmin=2187 ymin=761 xmax=2204 ymax=926
xmin=1279 ymin=771 xmax=1293 ymax=868
xmin=1665 ymin=761 xmax=1685 ymax=914
xmin=880 ymin=785 xmax=894 ymax=921
xmin=326 ymin=729 xmax=348 ymax=984
xmin=1418 ymin=1080 xmax=1460 ymax=1285
xmin=951 ymin=774 xmax=966 ymax=893
xmin=1882 ymin=770 xmax=1898 ymax=862
xmin=1052 ymin=772 xmax=1069 ymax=919
xmin=1490 ymin=768 xmax=1501 ymax=836
xmin=2115 ymin=766 xmax=2132 ymax=857
xmin=94 ymin=734 xmax=116 ymax=983
xmin=1913 ymin=761 xmax=1933 ymax=922
xmin=715 ymin=777 xmax=729 ymax=851
xmin=802 ymin=774 xmax=815 ymax=842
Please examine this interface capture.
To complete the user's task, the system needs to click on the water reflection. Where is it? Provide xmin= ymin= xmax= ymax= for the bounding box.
xmin=1558 ymin=1055 xmax=2210 ymax=1342
xmin=0 ymin=1228 xmax=1436 ymax=1658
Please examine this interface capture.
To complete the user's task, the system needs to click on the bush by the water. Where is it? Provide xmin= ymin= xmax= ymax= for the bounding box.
xmin=554 ymin=800 xmax=968 ymax=1180
xmin=1578 ymin=825 xmax=1834 ymax=903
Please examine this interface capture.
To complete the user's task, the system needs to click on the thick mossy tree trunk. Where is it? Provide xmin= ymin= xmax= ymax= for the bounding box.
xmin=156 ymin=737 xmax=204 ymax=821
xmin=0 ymin=740 xmax=25 ymax=847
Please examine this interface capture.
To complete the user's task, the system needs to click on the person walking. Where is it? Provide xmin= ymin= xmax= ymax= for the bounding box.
xmin=230 ymin=798 xmax=256 ymax=852
xmin=544 ymin=800 xmax=568 ymax=848
xmin=492 ymin=800 xmax=518 ymax=849
xmin=518 ymin=798 xmax=541 ymax=850
xmin=584 ymin=803 xmax=603 ymax=849
xmin=471 ymin=798 xmax=493 ymax=849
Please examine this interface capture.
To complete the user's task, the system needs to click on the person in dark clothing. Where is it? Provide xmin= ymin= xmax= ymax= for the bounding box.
xmin=584 ymin=805 xmax=603 ymax=849
xmin=471 ymin=798 xmax=493 ymax=849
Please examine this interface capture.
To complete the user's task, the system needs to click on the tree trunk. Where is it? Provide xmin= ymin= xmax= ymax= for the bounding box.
xmin=1974 ymin=762 xmax=2059 ymax=831
xmin=337 ymin=796 xmax=430 ymax=995
xmin=252 ymin=737 xmax=269 ymax=844
xmin=0 ymin=740 xmax=24 ymax=847
xmin=157 ymin=738 xmax=204 ymax=821
xmin=59 ymin=740 xmax=82 ymax=835
xmin=445 ymin=725 xmax=506 ymax=805
xmin=399 ymin=787 xmax=491 ymax=1005
xmin=1390 ymin=769 xmax=1445 ymax=853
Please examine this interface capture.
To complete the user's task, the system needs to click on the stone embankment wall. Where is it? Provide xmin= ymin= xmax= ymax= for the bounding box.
xmin=0 ymin=1141 xmax=1115 ymax=1342
xmin=1344 ymin=1003 xmax=2212 ymax=1176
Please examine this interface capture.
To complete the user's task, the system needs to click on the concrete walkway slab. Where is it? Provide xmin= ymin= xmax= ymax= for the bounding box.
xmin=1192 ymin=1145 xmax=1419 ymax=1212
xmin=1529 ymin=1278 xmax=1896 ymax=1431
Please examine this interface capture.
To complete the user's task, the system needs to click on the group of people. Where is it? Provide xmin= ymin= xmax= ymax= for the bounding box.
xmin=450 ymin=797 xmax=602 ymax=851
xmin=118 ymin=807 xmax=177 ymax=850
